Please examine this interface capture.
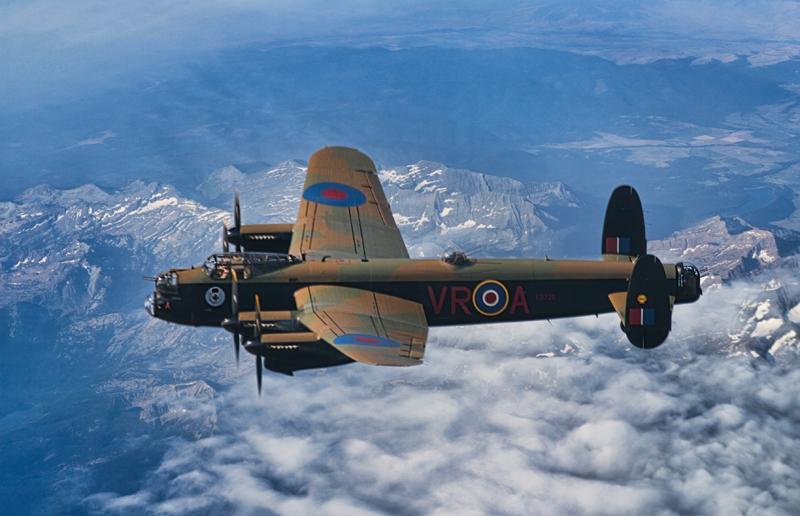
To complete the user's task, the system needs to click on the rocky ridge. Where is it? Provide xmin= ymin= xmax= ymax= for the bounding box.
xmin=379 ymin=161 xmax=580 ymax=257
xmin=196 ymin=159 xmax=581 ymax=257
xmin=649 ymin=216 xmax=800 ymax=361
xmin=3 ymin=161 xmax=800 ymax=513
xmin=649 ymin=215 xmax=800 ymax=286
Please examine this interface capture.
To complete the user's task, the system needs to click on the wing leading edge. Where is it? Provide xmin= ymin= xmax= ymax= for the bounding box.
xmin=289 ymin=146 xmax=409 ymax=260
xmin=294 ymin=285 xmax=427 ymax=366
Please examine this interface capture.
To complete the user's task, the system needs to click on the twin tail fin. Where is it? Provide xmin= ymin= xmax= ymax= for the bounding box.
xmin=602 ymin=185 xmax=646 ymax=262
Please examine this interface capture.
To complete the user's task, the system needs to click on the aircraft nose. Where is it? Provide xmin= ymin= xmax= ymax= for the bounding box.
xmin=146 ymin=290 xmax=173 ymax=318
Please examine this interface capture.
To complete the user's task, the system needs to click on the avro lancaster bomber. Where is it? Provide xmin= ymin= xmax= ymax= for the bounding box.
xmin=146 ymin=147 xmax=702 ymax=393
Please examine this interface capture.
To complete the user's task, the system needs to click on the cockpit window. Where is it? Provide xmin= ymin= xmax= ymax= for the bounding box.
xmin=156 ymin=271 xmax=179 ymax=294
xmin=203 ymin=252 xmax=297 ymax=280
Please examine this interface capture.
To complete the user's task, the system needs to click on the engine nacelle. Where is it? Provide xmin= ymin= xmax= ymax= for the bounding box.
xmin=228 ymin=224 xmax=293 ymax=254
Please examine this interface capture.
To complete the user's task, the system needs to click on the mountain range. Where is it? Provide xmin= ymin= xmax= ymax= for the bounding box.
xmin=2 ymin=160 xmax=800 ymax=514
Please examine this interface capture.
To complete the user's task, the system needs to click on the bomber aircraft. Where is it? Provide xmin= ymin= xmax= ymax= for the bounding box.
xmin=146 ymin=147 xmax=702 ymax=393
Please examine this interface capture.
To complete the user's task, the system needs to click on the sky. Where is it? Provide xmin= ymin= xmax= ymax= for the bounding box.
xmin=4 ymin=1 xmax=800 ymax=104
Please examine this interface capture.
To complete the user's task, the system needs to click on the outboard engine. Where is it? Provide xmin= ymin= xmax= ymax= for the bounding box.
xmin=228 ymin=224 xmax=294 ymax=254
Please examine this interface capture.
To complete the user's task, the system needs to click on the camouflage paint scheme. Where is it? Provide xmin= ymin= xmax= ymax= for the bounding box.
xmin=148 ymin=147 xmax=701 ymax=376
xmin=290 ymin=146 xmax=409 ymax=260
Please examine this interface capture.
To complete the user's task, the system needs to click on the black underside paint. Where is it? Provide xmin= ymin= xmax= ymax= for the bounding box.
xmin=159 ymin=278 xmax=632 ymax=374
xmin=256 ymin=339 xmax=355 ymax=375
xmin=173 ymin=278 xmax=631 ymax=327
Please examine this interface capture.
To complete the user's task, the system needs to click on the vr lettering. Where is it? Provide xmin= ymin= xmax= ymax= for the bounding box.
xmin=428 ymin=286 xmax=448 ymax=315
xmin=451 ymin=286 xmax=472 ymax=315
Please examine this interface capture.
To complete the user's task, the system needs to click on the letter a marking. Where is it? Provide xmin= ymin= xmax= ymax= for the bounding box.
xmin=510 ymin=286 xmax=529 ymax=314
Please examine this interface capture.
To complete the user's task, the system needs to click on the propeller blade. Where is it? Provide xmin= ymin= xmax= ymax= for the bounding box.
xmin=256 ymin=355 xmax=263 ymax=397
xmin=222 ymin=221 xmax=229 ymax=253
xmin=232 ymin=270 xmax=240 ymax=366
xmin=234 ymin=190 xmax=242 ymax=252
xmin=231 ymin=271 xmax=239 ymax=314
xmin=254 ymin=294 xmax=263 ymax=394
xmin=254 ymin=294 xmax=262 ymax=340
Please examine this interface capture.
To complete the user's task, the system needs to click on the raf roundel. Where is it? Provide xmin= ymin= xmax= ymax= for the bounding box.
xmin=302 ymin=182 xmax=367 ymax=208
xmin=473 ymin=280 xmax=509 ymax=316
xmin=333 ymin=334 xmax=400 ymax=348
xmin=205 ymin=286 xmax=226 ymax=307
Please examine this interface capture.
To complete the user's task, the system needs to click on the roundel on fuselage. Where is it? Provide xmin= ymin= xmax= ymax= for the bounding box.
xmin=333 ymin=334 xmax=400 ymax=348
xmin=473 ymin=280 xmax=509 ymax=316
xmin=205 ymin=286 xmax=226 ymax=307
xmin=302 ymin=182 xmax=367 ymax=208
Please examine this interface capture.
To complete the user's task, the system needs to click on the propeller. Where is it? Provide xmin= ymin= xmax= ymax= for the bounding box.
xmin=256 ymin=354 xmax=263 ymax=397
xmin=254 ymin=295 xmax=263 ymax=340
xmin=234 ymin=190 xmax=242 ymax=252
xmin=254 ymin=294 xmax=263 ymax=396
xmin=232 ymin=270 xmax=240 ymax=365
xmin=222 ymin=190 xmax=242 ymax=254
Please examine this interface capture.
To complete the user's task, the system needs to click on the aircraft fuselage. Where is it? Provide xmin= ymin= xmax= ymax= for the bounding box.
xmin=149 ymin=257 xmax=699 ymax=328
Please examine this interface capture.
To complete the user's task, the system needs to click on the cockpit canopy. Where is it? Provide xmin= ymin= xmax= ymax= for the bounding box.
xmin=203 ymin=252 xmax=298 ymax=280
xmin=156 ymin=271 xmax=179 ymax=295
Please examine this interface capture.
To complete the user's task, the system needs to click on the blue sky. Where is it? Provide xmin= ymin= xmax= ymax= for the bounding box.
xmin=4 ymin=1 xmax=800 ymax=104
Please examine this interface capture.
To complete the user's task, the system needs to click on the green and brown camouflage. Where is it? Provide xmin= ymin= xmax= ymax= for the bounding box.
xmin=146 ymin=147 xmax=703 ymax=383
xmin=290 ymin=146 xmax=409 ymax=260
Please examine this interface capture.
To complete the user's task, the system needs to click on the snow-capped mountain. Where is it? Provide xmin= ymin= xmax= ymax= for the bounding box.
xmin=0 ymin=181 xmax=229 ymax=311
xmin=196 ymin=160 xmax=308 ymax=223
xmin=3 ymin=162 xmax=800 ymax=515
xmin=647 ymin=216 xmax=800 ymax=363
xmin=195 ymin=159 xmax=580 ymax=257
xmin=379 ymin=161 xmax=579 ymax=257
xmin=723 ymin=277 xmax=800 ymax=362
xmin=0 ymin=181 xmax=234 ymax=455
xmin=649 ymin=215 xmax=800 ymax=286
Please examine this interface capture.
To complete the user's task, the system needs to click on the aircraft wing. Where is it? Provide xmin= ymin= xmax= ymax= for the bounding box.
xmin=289 ymin=146 xmax=409 ymax=260
xmin=294 ymin=285 xmax=426 ymax=366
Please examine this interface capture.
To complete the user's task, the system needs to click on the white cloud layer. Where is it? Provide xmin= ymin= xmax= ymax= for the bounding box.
xmin=85 ymin=283 xmax=800 ymax=515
